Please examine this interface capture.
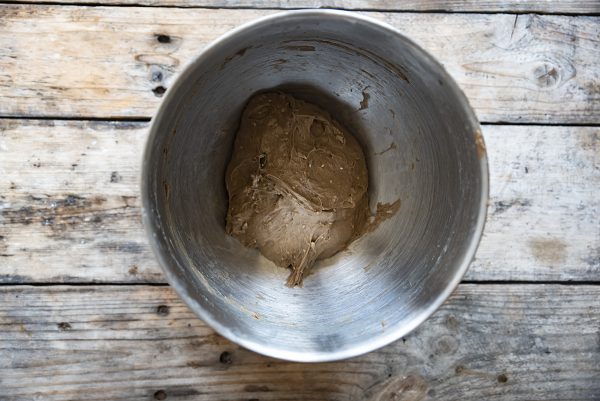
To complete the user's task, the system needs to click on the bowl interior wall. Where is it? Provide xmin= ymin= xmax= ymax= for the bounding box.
xmin=144 ymin=13 xmax=484 ymax=357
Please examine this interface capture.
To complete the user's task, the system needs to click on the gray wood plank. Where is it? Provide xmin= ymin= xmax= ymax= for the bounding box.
xmin=0 ymin=5 xmax=599 ymax=123
xmin=2 ymin=0 xmax=599 ymax=14
xmin=1 ymin=120 xmax=598 ymax=283
xmin=0 ymin=284 xmax=598 ymax=400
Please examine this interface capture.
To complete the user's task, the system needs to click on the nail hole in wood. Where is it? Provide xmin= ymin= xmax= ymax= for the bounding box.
xmin=219 ymin=351 xmax=232 ymax=364
xmin=497 ymin=373 xmax=508 ymax=383
xmin=57 ymin=322 xmax=72 ymax=331
xmin=156 ymin=305 xmax=169 ymax=316
xmin=156 ymin=34 xmax=171 ymax=43
xmin=153 ymin=86 xmax=166 ymax=97
xmin=154 ymin=390 xmax=167 ymax=400
xmin=110 ymin=171 xmax=121 ymax=183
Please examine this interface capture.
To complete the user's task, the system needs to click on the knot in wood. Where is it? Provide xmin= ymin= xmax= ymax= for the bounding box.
xmin=534 ymin=63 xmax=560 ymax=88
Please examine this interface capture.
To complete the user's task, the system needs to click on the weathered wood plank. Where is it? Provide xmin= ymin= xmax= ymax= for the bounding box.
xmin=0 ymin=120 xmax=158 ymax=283
xmin=0 ymin=5 xmax=598 ymax=123
xmin=470 ymin=124 xmax=600 ymax=281
xmin=0 ymin=284 xmax=598 ymax=400
xmin=2 ymin=0 xmax=599 ymax=14
xmin=1 ymin=120 xmax=598 ymax=283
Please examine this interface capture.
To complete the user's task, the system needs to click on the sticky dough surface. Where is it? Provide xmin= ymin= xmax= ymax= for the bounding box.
xmin=225 ymin=92 xmax=369 ymax=286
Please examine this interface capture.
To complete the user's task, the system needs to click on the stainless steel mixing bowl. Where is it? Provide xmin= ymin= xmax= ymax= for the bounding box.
xmin=142 ymin=10 xmax=488 ymax=362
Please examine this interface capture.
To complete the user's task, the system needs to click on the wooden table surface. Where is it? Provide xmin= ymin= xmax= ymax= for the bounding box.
xmin=1 ymin=1 xmax=599 ymax=400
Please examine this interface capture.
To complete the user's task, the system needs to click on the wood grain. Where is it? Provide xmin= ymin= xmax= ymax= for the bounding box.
xmin=2 ymin=0 xmax=599 ymax=14
xmin=1 ymin=120 xmax=598 ymax=283
xmin=0 ymin=284 xmax=599 ymax=400
xmin=0 ymin=5 xmax=599 ymax=123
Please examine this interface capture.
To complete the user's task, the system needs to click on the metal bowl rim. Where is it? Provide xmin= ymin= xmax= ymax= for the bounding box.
xmin=141 ymin=9 xmax=489 ymax=362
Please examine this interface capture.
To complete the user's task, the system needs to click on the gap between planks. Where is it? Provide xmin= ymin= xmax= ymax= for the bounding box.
xmin=1 ymin=281 xmax=600 ymax=287
xmin=3 ymin=115 xmax=600 ymax=128
xmin=1 ymin=0 xmax=599 ymax=15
